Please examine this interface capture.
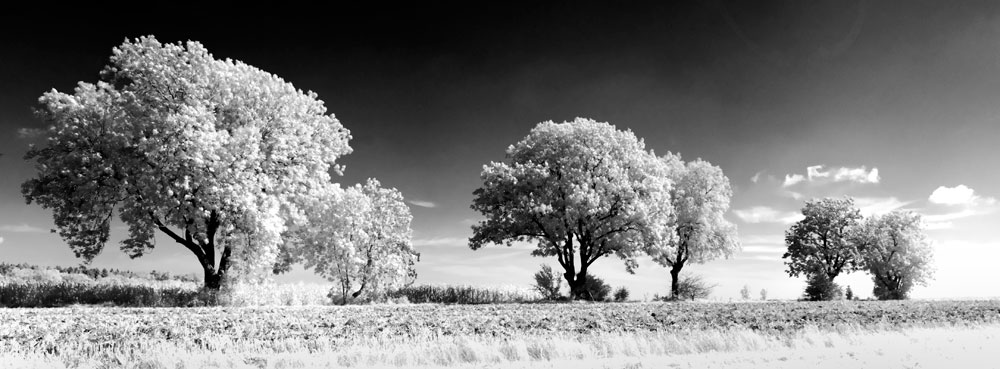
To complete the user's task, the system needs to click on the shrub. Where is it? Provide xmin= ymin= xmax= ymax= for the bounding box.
xmin=845 ymin=285 xmax=854 ymax=300
xmin=740 ymin=285 xmax=751 ymax=300
xmin=674 ymin=274 xmax=715 ymax=301
xmin=803 ymin=272 xmax=843 ymax=301
xmin=532 ymin=264 xmax=563 ymax=301
xmin=579 ymin=275 xmax=611 ymax=301
xmin=613 ymin=287 xmax=629 ymax=302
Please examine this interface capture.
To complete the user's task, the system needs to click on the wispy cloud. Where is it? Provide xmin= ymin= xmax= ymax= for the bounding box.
xmin=751 ymin=171 xmax=764 ymax=183
xmin=0 ymin=224 xmax=46 ymax=233
xmin=411 ymin=236 xmax=466 ymax=247
xmin=732 ymin=206 xmax=803 ymax=224
xmin=783 ymin=165 xmax=880 ymax=187
xmin=929 ymin=185 xmax=996 ymax=206
xmin=0 ymin=237 xmax=4 ymax=245
xmin=855 ymin=197 xmax=911 ymax=217
xmin=406 ymin=200 xmax=437 ymax=208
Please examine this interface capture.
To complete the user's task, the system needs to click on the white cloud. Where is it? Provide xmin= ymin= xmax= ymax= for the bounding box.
xmin=411 ymin=236 xmax=466 ymax=247
xmin=782 ymin=174 xmax=806 ymax=187
xmin=928 ymin=185 xmax=995 ymax=206
xmin=732 ymin=206 xmax=803 ymax=224
xmin=784 ymin=165 xmax=880 ymax=187
xmin=406 ymin=200 xmax=437 ymax=208
xmin=0 ymin=236 xmax=4 ymax=245
xmin=0 ymin=224 xmax=46 ymax=233
xmin=854 ymin=197 xmax=911 ymax=217
xmin=751 ymin=171 xmax=764 ymax=183
xmin=742 ymin=245 xmax=785 ymax=254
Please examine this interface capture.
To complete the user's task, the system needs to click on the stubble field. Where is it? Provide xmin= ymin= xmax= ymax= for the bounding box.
xmin=3 ymin=300 xmax=999 ymax=368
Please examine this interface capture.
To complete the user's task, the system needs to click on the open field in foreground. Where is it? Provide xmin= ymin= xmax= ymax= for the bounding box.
xmin=2 ymin=300 xmax=999 ymax=368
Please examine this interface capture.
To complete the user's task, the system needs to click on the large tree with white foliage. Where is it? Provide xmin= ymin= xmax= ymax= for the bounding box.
xmin=783 ymin=197 xmax=863 ymax=284
xmin=855 ymin=210 xmax=934 ymax=300
xmin=287 ymin=179 xmax=418 ymax=304
xmin=21 ymin=36 xmax=352 ymax=289
xmin=469 ymin=118 xmax=673 ymax=299
xmin=647 ymin=153 xmax=739 ymax=298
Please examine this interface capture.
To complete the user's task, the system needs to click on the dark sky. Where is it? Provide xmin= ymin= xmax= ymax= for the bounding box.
xmin=2 ymin=2 xmax=999 ymax=299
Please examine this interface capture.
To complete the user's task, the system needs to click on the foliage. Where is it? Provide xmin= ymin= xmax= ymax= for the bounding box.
xmin=647 ymin=154 xmax=739 ymax=297
xmin=287 ymin=179 xmax=418 ymax=305
xmin=579 ymin=274 xmax=612 ymax=301
xmin=783 ymin=198 xmax=863 ymax=280
xmin=0 ymin=282 xmax=203 ymax=307
xmin=532 ymin=264 xmax=563 ymax=300
xmin=803 ymin=272 xmax=843 ymax=301
xmin=845 ymin=285 xmax=854 ymax=300
xmin=22 ymin=36 xmax=352 ymax=289
xmin=740 ymin=285 xmax=751 ymax=300
xmin=854 ymin=211 xmax=935 ymax=300
xmin=387 ymin=284 xmax=540 ymax=304
xmin=469 ymin=118 xmax=672 ymax=299
xmin=760 ymin=288 xmax=768 ymax=301
xmin=613 ymin=287 xmax=630 ymax=302
xmin=673 ymin=273 xmax=716 ymax=301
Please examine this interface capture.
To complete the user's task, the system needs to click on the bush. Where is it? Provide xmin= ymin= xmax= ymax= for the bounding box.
xmin=579 ymin=275 xmax=611 ymax=301
xmin=803 ymin=272 xmax=843 ymax=301
xmin=845 ymin=285 xmax=854 ymax=300
xmin=613 ymin=287 xmax=629 ymax=302
xmin=674 ymin=274 xmax=715 ymax=301
xmin=387 ymin=284 xmax=537 ymax=304
xmin=532 ymin=264 xmax=563 ymax=301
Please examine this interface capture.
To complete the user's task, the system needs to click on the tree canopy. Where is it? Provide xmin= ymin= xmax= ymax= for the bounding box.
xmin=783 ymin=197 xmax=863 ymax=281
xmin=647 ymin=153 xmax=739 ymax=298
xmin=469 ymin=118 xmax=673 ymax=298
xmin=855 ymin=210 xmax=934 ymax=300
xmin=22 ymin=36 xmax=352 ymax=288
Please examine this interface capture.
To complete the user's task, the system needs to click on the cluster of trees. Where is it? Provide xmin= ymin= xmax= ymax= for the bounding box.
xmin=783 ymin=198 xmax=935 ymax=300
xmin=21 ymin=37 xmax=417 ymax=303
xmin=470 ymin=118 xmax=740 ymax=300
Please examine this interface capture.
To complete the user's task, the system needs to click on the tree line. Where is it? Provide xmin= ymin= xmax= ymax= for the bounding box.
xmin=19 ymin=36 xmax=933 ymax=303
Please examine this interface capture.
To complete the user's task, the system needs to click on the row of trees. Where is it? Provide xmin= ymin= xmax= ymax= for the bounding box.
xmin=469 ymin=118 xmax=740 ymax=299
xmin=783 ymin=198 xmax=935 ymax=300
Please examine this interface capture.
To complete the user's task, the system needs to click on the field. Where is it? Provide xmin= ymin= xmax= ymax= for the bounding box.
xmin=3 ymin=300 xmax=999 ymax=368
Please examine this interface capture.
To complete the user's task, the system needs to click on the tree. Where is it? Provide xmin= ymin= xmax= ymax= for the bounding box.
xmin=740 ymin=284 xmax=751 ymax=300
xmin=469 ymin=118 xmax=673 ymax=299
xmin=845 ymin=285 xmax=854 ymax=300
xmin=855 ymin=211 xmax=934 ymax=300
xmin=289 ymin=179 xmax=418 ymax=305
xmin=803 ymin=271 xmax=842 ymax=301
xmin=613 ymin=286 xmax=630 ymax=302
xmin=21 ymin=37 xmax=352 ymax=289
xmin=759 ymin=288 xmax=767 ymax=301
xmin=532 ymin=264 xmax=563 ymax=301
xmin=783 ymin=198 xmax=863 ymax=282
xmin=647 ymin=154 xmax=739 ymax=299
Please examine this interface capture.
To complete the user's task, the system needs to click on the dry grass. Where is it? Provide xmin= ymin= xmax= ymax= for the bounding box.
xmin=4 ymin=322 xmax=999 ymax=368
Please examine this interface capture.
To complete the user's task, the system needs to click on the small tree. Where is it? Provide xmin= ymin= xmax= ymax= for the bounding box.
xmin=613 ymin=287 xmax=630 ymax=302
xmin=674 ymin=273 xmax=715 ymax=301
xmin=845 ymin=285 xmax=854 ymax=300
xmin=803 ymin=272 xmax=842 ymax=301
xmin=740 ymin=284 xmax=751 ymax=300
xmin=759 ymin=288 xmax=767 ymax=301
xmin=532 ymin=264 xmax=563 ymax=301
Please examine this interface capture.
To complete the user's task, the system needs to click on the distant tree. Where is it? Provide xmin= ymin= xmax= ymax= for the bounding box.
xmin=845 ymin=285 xmax=854 ymax=300
xmin=469 ymin=118 xmax=673 ymax=299
xmin=855 ymin=211 xmax=934 ymax=300
xmin=740 ymin=284 xmax=751 ymax=300
xmin=783 ymin=198 xmax=864 ymax=286
xmin=21 ymin=36 xmax=353 ymax=289
xmin=613 ymin=286 xmax=630 ymax=302
xmin=532 ymin=264 xmax=563 ymax=301
xmin=759 ymin=288 xmax=768 ymax=301
xmin=674 ymin=273 xmax=716 ymax=301
xmin=288 ymin=179 xmax=418 ymax=305
xmin=803 ymin=271 xmax=842 ymax=301
xmin=647 ymin=154 xmax=740 ymax=298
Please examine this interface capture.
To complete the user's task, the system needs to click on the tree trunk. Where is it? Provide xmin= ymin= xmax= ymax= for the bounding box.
xmin=565 ymin=269 xmax=592 ymax=300
xmin=670 ymin=267 xmax=681 ymax=300
xmin=204 ymin=267 xmax=223 ymax=290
